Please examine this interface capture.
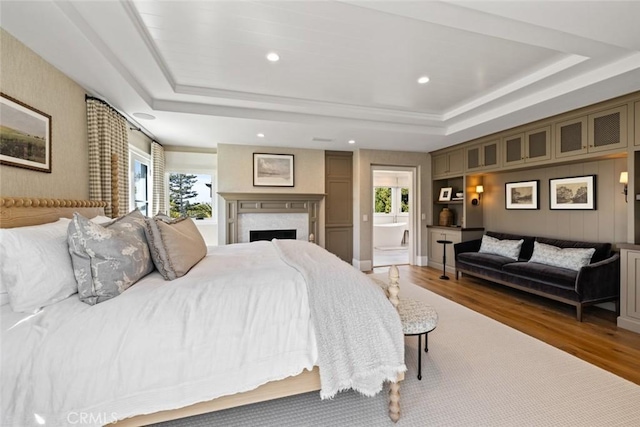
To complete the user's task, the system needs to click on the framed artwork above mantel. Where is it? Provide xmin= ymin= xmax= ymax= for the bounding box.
xmin=0 ymin=93 xmax=52 ymax=173
xmin=253 ymin=153 xmax=294 ymax=187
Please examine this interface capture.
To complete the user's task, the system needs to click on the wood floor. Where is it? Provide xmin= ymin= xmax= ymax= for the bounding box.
xmin=372 ymin=264 xmax=640 ymax=386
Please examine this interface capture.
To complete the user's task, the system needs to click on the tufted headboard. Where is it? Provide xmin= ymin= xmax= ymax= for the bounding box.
xmin=0 ymin=198 xmax=107 ymax=229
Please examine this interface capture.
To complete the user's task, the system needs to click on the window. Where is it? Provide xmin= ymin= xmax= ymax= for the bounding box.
xmin=168 ymin=172 xmax=213 ymax=219
xmin=130 ymin=149 xmax=151 ymax=217
xmin=374 ymin=187 xmax=409 ymax=214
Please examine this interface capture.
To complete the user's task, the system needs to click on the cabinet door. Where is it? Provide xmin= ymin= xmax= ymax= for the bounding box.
xmin=588 ymin=105 xmax=628 ymax=153
xmin=625 ymin=251 xmax=640 ymax=321
xmin=555 ymin=116 xmax=587 ymax=158
xmin=525 ymin=126 xmax=551 ymax=163
xmin=482 ymin=140 xmax=499 ymax=169
xmin=503 ymin=133 xmax=525 ymax=166
xmin=466 ymin=145 xmax=482 ymax=170
xmin=447 ymin=149 xmax=464 ymax=175
xmin=429 ymin=230 xmax=460 ymax=268
xmin=433 ymin=153 xmax=449 ymax=178
xmin=636 ymin=102 xmax=640 ymax=146
xmin=326 ymin=227 xmax=353 ymax=263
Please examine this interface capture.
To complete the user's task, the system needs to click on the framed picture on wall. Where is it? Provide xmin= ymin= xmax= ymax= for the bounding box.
xmin=549 ymin=175 xmax=596 ymax=210
xmin=438 ymin=187 xmax=452 ymax=202
xmin=253 ymin=153 xmax=294 ymax=187
xmin=505 ymin=180 xmax=539 ymax=210
xmin=0 ymin=93 xmax=52 ymax=173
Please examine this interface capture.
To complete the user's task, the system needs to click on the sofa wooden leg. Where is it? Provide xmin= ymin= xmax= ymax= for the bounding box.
xmin=455 ymin=270 xmax=459 ymax=280
xmin=576 ymin=305 xmax=583 ymax=322
xmin=615 ymin=299 xmax=620 ymax=316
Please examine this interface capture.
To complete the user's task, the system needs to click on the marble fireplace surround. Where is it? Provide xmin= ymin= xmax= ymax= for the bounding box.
xmin=218 ymin=193 xmax=324 ymax=245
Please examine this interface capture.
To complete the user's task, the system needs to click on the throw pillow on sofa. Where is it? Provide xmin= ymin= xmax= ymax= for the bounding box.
xmin=528 ymin=241 xmax=595 ymax=271
xmin=478 ymin=234 xmax=524 ymax=260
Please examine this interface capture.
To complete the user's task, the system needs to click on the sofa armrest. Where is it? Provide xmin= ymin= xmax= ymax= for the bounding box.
xmin=454 ymin=239 xmax=482 ymax=259
xmin=575 ymin=253 xmax=620 ymax=301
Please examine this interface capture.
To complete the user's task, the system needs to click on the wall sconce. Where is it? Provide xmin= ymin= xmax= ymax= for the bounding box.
xmin=472 ymin=185 xmax=484 ymax=206
xmin=620 ymin=172 xmax=628 ymax=203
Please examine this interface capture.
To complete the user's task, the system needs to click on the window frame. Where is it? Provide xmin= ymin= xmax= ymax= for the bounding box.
xmin=129 ymin=146 xmax=152 ymax=217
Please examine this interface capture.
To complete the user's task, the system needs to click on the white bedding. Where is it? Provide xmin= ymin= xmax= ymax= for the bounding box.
xmin=1 ymin=241 xmax=317 ymax=426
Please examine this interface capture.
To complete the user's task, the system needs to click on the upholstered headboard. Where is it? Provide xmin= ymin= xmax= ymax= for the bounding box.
xmin=0 ymin=198 xmax=107 ymax=229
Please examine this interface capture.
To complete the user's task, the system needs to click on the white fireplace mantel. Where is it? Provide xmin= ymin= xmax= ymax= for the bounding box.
xmin=218 ymin=192 xmax=325 ymax=244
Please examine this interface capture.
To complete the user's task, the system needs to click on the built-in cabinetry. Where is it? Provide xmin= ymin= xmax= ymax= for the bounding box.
xmin=325 ymin=151 xmax=353 ymax=263
xmin=427 ymin=226 xmax=484 ymax=273
xmin=635 ymin=101 xmax=640 ymax=147
xmin=503 ymin=126 xmax=551 ymax=166
xmin=432 ymin=148 xmax=463 ymax=178
xmin=618 ymin=244 xmax=640 ymax=334
xmin=556 ymin=105 xmax=628 ymax=158
xmin=466 ymin=139 xmax=500 ymax=172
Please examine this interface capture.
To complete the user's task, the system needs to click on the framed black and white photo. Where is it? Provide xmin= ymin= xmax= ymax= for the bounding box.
xmin=549 ymin=175 xmax=596 ymax=210
xmin=0 ymin=93 xmax=51 ymax=173
xmin=438 ymin=187 xmax=452 ymax=202
xmin=253 ymin=153 xmax=294 ymax=187
xmin=505 ymin=180 xmax=539 ymax=210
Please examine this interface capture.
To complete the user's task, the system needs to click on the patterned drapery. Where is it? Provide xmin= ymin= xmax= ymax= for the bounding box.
xmin=151 ymin=141 xmax=166 ymax=215
xmin=86 ymin=97 xmax=129 ymax=217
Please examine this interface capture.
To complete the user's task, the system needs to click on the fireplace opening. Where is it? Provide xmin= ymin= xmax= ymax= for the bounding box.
xmin=250 ymin=229 xmax=297 ymax=242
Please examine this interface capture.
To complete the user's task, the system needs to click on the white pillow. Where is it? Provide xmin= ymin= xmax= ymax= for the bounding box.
xmin=90 ymin=215 xmax=113 ymax=225
xmin=0 ymin=219 xmax=77 ymax=313
xmin=478 ymin=234 xmax=524 ymax=261
xmin=529 ymin=241 xmax=595 ymax=272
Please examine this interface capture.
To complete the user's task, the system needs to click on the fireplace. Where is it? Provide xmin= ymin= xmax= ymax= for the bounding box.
xmin=250 ymin=229 xmax=297 ymax=242
xmin=219 ymin=193 xmax=324 ymax=245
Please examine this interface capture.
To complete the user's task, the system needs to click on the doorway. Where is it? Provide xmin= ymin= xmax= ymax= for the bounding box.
xmin=372 ymin=166 xmax=416 ymax=267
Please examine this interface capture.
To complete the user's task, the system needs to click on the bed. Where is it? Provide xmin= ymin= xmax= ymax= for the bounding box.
xmin=0 ymin=197 xmax=405 ymax=426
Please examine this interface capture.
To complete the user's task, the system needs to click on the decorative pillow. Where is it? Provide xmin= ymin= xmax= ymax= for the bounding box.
xmin=144 ymin=215 xmax=207 ymax=280
xmin=0 ymin=219 xmax=77 ymax=313
xmin=528 ymin=241 xmax=595 ymax=271
xmin=67 ymin=210 xmax=154 ymax=305
xmin=478 ymin=234 xmax=524 ymax=260
xmin=90 ymin=215 xmax=114 ymax=225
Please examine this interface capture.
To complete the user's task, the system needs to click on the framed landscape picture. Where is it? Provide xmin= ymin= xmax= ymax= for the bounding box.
xmin=549 ymin=175 xmax=596 ymax=210
xmin=505 ymin=180 xmax=539 ymax=210
xmin=253 ymin=153 xmax=294 ymax=187
xmin=0 ymin=93 xmax=51 ymax=173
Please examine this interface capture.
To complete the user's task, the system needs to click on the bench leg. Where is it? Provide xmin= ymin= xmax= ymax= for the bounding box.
xmin=424 ymin=333 xmax=429 ymax=352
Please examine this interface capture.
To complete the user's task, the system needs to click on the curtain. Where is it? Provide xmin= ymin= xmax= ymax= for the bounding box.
xmin=151 ymin=141 xmax=166 ymax=215
xmin=86 ymin=97 xmax=129 ymax=217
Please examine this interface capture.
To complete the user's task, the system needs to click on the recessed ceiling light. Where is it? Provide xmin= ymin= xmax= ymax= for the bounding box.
xmin=417 ymin=76 xmax=430 ymax=84
xmin=132 ymin=112 xmax=156 ymax=120
xmin=257 ymin=133 xmax=265 ymax=138
xmin=266 ymin=52 xmax=280 ymax=62
xmin=348 ymin=140 xmax=355 ymax=144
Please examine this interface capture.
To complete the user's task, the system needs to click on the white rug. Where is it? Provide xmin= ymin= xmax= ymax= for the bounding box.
xmin=156 ymin=279 xmax=640 ymax=426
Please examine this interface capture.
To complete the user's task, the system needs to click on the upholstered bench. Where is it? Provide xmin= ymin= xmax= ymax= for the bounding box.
xmin=397 ymin=299 xmax=438 ymax=380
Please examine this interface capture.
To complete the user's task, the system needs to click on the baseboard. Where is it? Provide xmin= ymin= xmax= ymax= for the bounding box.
xmin=415 ymin=256 xmax=429 ymax=267
xmin=352 ymin=259 xmax=373 ymax=271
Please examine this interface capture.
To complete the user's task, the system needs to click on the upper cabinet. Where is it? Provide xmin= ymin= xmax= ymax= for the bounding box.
xmin=503 ymin=126 xmax=551 ymax=166
xmin=556 ymin=105 xmax=628 ymax=158
xmin=433 ymin=148 xmax=464 ymax=178
xmin=636 ymin=101 xmax=640 ymax=146
xmin=466 ymin=139 xmax=500 ymax=172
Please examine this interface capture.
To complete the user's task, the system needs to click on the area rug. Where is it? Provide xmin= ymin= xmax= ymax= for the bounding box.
xmin=156 ymin=277 xmax=640 ymax=426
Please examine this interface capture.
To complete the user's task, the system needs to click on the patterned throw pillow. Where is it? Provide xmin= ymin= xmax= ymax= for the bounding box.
xmin=68 ymin=210 xmax=154 ymax=305
xmin=144 ymin=215 xmax=207 ymax=280
xmin=478 ymin=234 xmax=524 ymax=260
xmin=528 ymin=241 xmax=595 ymax=271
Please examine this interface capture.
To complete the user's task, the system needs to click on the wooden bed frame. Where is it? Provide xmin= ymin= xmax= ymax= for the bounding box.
xmin=0 ymin=197 xmax=404 ymax=425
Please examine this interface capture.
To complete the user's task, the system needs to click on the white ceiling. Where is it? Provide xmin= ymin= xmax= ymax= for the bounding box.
xmin=1 ymin=1 xmax=639 ymax=153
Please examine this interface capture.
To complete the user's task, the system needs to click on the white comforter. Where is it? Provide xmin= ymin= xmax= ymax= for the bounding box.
xmin=2 ymin=241 xmax=317 ymax=426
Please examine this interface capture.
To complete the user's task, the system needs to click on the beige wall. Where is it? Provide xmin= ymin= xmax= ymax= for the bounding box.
xmin=216 ymin=143 xmax=325 ymax=244
xmin=0 ymin=29 xmax=88 ymax=198
xmin=354 ymin=149 xmax=431 ymax=269
xmin=482 ymin=157 xmax=628 ymax=243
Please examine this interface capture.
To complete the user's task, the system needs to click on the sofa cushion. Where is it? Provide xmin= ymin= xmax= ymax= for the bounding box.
xmin=486 ymin=231 xmax=536 ymax=260
xmin=529 ymin=241 xmax=595 ymax=272
xmin=502 ymin=262 xmax=577 ymax=289
xmin=535 ymin=237 xmax=611 ymax=263
xmin=458 ymin=252 xmax=516 ymax=271
xmin=479 ymin=235 xmax=524 ymax=260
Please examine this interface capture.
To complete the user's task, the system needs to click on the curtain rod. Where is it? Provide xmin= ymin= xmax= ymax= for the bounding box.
xmin=85 ymin=94 xmax=160 ymax=145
